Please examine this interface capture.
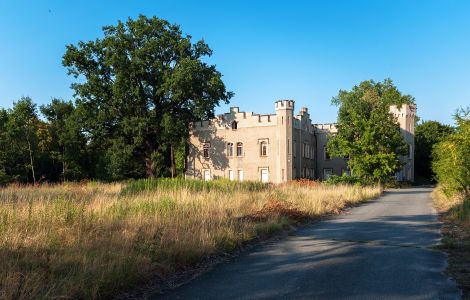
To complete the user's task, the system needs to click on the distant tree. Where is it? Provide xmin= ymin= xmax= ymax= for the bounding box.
xmin=4 ymin=97 xmax=41 ymax=183
xmin=327 ymin=79 xmax=414 ymax=183
xmin=433 ymin=107 xmax=470 ymax=197
xmin=415 ymin=120 xmax=454 ymax=181
xmin=0 ymin=108 xmax=10 ymax=185
xmin=63 ymin=15 xmax=233 ymax=179
xmin=40 ymin=99 xmax=88 ymax=181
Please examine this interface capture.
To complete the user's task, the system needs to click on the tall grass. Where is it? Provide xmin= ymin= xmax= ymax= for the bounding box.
xmin=433 ymin=185 xmax=470 ymax=238
xmin=0 ymin=179 xmax=381 ymax=299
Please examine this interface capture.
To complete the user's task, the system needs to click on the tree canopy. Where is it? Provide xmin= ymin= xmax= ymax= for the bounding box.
xmin=327 ymin=79 xmax=414 ymax=183
xmin=62 ymin=15 xmax=233 ymax=179
xmin=415 ymin=120 xmax=454 ymax=181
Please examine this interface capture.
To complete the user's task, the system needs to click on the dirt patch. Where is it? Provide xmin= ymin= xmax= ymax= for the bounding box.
xmin=238 ymin=198 xmax=311 ymax=224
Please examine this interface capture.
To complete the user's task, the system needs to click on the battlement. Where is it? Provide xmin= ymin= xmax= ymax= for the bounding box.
xmin=313 ymin=123 xmax=338 ymax=133
xmin=275 ymin=100 xmax=295 ymax=110
xmin=389 ymin=103 xmax=417 ymax=118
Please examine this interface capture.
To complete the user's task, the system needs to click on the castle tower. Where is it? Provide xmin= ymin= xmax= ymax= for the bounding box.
xmin=390 ymin=104 xmax=417 ymax=182
xmin=275 ymin=100 xmax=294 ymax=182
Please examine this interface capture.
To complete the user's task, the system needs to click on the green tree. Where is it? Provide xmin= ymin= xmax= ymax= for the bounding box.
xmin=40 ymin=99 xmax=88 ymax=181
xmin=415 ymin=120 xmax=454 ymax=181
xmin=0 ymin=108 xmax=11 ymax=184
xmin=327 ymin=79 xmax=414 ymax=183
xmin=4 ymin=97 xmax=41 ymax=183
xmin=63 ymin=15 xmax=233 ymax=179
xmin=433 ymin=107 xmax=470 ymax=197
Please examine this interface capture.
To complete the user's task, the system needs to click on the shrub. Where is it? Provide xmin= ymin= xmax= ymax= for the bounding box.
xmin=120 ymin=177 xmax=270 ymax=195
xmin=325 ymin=174 xmax=364 ymax=186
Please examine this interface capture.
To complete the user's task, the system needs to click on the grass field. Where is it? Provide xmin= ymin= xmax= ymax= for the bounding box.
xmin=0 ymin=179 xmax=381 ymax=299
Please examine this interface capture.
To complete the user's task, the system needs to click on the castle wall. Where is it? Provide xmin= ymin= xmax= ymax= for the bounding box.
xmin=314 ymin=124 xmax=348 ymax=180
xmin=186 ymin=100 xmax=416 ymax=183
xmin=186 ymin=101 xmax=293 ymax=183
xmin=390 ymin=104 xmax=416 ymax=182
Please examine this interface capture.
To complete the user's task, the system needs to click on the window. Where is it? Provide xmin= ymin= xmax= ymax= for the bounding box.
xmin=236 ymin=142 xmax=243 ymax=156
xmin=260 ymin=168 xmax=269 ymax=183
xmin=227 ymin=142 xmax=234 ymax=157
xmin=231 ymin=121 xmax=238 ymax=130
xmin=293 ymin=141 xmax=296 ymax=157
xmin=408 ymin=144 xmax=413 ymax=159
xmin=238 ymin=170 xmax=244 ymax=181
xmin=324 ymin=146 xmax=330 ymax=160
xmin=203 ymin=143 xmax=210 ymax=158
xmin=303 ymin=143 xmax=308 ymax=158
xmin=228 ymin=170 xmax=234 ymax=181
xmin=203 ymin=169 xmax=211 ymax=181
xmin=260 ymin=141 xmax=268 ymax=156
xmin=323 ymin=168 xmax=333 ymax=180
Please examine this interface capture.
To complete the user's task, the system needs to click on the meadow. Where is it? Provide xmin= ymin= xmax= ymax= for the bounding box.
xmin=0 ymin=179 xmax=381 ymax=299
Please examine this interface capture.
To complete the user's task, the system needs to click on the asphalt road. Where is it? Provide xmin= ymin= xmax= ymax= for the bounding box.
xmin=157 ymin=187 xmax=461 ymax=299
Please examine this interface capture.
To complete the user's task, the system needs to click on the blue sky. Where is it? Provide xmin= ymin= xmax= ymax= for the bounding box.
xmin=0 ymin=0 xmax=469 ymax=124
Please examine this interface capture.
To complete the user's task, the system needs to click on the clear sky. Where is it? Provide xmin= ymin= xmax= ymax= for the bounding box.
xmin=0 ymin=0 xmax=469 ymax=125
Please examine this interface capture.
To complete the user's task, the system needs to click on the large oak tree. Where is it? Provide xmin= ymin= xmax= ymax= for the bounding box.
xmin=63 ymin=15 xmax=233 ymax=178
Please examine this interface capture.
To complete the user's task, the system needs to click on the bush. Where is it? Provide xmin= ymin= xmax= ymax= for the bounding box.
xmin=325 ymin=174 xmax=364 ymax=186
xmin=432 ymin=108 xmax=470 ymax=198
xmin=121 ymin=177 xmax=270 ymax=195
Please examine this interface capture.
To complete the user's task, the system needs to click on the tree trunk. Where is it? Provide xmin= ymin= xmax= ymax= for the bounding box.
xmin=26 ymin=136 xmax=36 ymax=185
xmin=170 ymin=144 xmax=176 ymax=178
xmin=145 ymin=157 xmax=156 ymax=178
xmin=62 ymin=147 xmax=66 ymax=182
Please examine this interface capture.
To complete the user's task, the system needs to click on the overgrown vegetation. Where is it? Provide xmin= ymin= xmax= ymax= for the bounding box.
xmin=0 ymin=180 xmax=381 ymax=299
xmin=414 ymin=120 xmax=454 ymax=182
xmin=431 ymin=107 xmax=470 ymax=297
xmin=432 ymin=187 xmax=470 ymax=297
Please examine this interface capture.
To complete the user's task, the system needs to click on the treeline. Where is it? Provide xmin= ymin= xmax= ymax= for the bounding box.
xmin=0 ymin=15 xmax=233 ymax=185
xmin=0 ymin=97 xmax=185 ymax=184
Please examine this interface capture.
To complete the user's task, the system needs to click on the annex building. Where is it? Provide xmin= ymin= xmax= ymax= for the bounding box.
xmin=185 ymin=100 xmax=416 ymax=183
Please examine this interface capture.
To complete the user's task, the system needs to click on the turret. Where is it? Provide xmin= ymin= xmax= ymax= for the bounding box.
xmin=275 ymin=100 xmax=294 ymax=182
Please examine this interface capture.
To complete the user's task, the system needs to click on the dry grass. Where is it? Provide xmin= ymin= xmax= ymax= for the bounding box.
xmin=0 ymin=180 xmax=381 ymax=299
xmin=432 ymin=186 xmax=470 ymax=298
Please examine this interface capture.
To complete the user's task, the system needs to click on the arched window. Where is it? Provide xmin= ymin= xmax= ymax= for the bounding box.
xmin=203 ymin=143 xmax=210 ymax=158
xmin=236 ymin=142 xmax=243 ymax=157
xmin=231 ymin=121 xmax=238 ymax=130
xmin=227 ymin=142 xmax=234 ymax=157
xmin=260 ymin=141 xmax=268 ymax=156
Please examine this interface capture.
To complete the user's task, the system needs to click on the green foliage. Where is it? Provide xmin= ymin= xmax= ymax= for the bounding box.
xmin=1 ymin=97 xmax=41 ymax=183
xmin=325 ymin=174 xmax=365 ymax=186
xmin=415 ymin=120 xmax=454 ymax=181
xmin=62 ymin=15 xmax=233 ymax=179
xmin=40 ymin=99 xmax=89 ymax=181
xmin=121 ymin=178 xmax=270 ymax=196
xmin=433 ymin=107 xmax=470 ymax=197
xmin=327 ymin=79 xmax=413 ymax=183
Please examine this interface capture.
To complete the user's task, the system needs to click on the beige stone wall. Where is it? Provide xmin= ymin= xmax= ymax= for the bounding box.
xmin=390 ymin=104 xmax=417 ymax=182
xmin=186 ymin=100 xmax=294 ymax=183
xmin=292 ymin=108 xmax=316 ymax=179
xmin=314 ymin=124 xmax=348 ymax=180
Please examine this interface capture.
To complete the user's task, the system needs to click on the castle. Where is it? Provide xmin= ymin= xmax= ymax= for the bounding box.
xmin=185 ymin=100 xmax=416 ymax=183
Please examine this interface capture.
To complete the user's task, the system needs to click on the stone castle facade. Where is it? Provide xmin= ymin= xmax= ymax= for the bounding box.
xmin=185 ymin=100 xmax=416 ymax=183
